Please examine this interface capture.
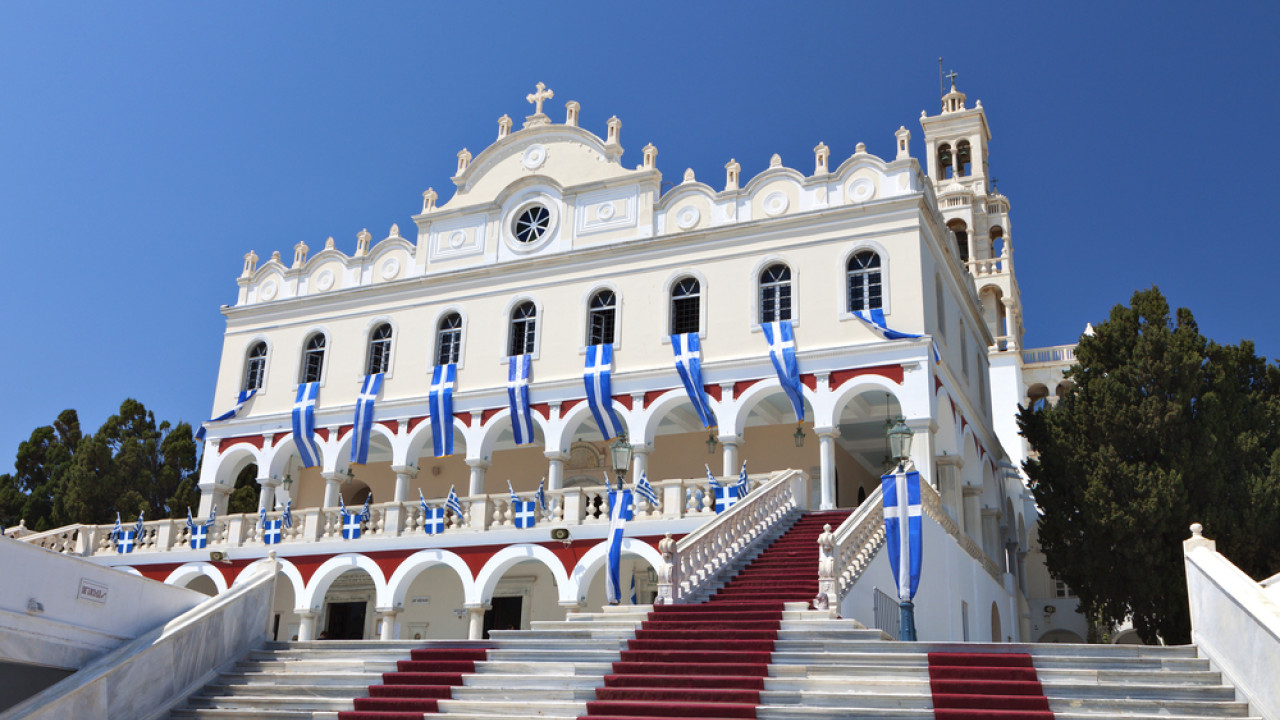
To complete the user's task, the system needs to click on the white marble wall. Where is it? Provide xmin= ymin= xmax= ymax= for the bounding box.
xmin=1 ymin=560 xmax=275 ymax=720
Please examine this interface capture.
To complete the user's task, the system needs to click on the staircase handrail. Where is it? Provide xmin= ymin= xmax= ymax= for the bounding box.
xmin=16 ymin=523 xmax=83 ymax=552
xmin=814 ymin=484 xmax=885 ymax=610
xmin=655 ymin=468 xmax=808 ymax=604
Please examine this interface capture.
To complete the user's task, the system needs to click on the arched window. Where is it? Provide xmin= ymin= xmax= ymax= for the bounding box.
xmin=588 ymin=290 xmax=616 ymax=345
xmin=948 ymin=219 xmax=970 ymax=263
xmin=243 ymin=342 xmax=267 ymax=392
xmin=366 ymin=323 xmax=392 ymax=375
xmin=509 ymin=301 xmax=537 ymax=356
xmin=956 ymin=140 xmax=972 ymax=177
xmin=436 ymin=313 xmax=462 ymax=365
xmin=300 ymin=333 xmax=326 ymax=384
xmin=670 ymin=277 xmax=700 ymax=335
xmin=846 ymin=252 xmax=882 ymax=313
xmin=937 ymin=143 xmax=953 ymax=180
xmin=758 ymin=264 xmax=792 ymax=323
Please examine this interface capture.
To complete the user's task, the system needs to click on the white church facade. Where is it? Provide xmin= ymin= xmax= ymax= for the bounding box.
xmin=17 ymin=80 xmax=1085 ymax=647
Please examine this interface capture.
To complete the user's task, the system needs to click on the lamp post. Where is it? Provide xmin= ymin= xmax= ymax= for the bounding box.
xmin=793 ymin=425 xmax=806 ymax=447
xmin=705 ymin=432 xmax=718 ymax=455
xmin=610 ymin=433 xmax=633 ymax=489
xmin=886 ymin=417 xmax=918 ymax=641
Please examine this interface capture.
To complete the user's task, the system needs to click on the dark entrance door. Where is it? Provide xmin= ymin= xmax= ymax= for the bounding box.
xmin=324 ymin=601 xmax=367 ymax=639
xmin=482 ymin=596 xmax=523 ymax=639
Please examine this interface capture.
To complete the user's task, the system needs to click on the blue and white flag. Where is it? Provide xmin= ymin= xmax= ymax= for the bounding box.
xmin=134 ymin=512 xmax=145 ymax=539
xmin=706 ymin=464 xmax=737 ymax=514
xmin=292 ymin=382 xmax=323 ymax=468
xmin=420 ymin=489 xmax=445 ymax=534
xmin=762 ymin=321 xmax=804 ymax=422
xmin=535 ymin=477 xmax=548 ymax=514
xmin=340 ymin=497 xmax=369 ymax=540
xmin=261 ymin=504 xmax=283 ymax=545
xmin=429 ymin=363 xmax=457 ymax=457
xmin=195 ymin=389 xmax=257 ymax=442
xmin=116 ymin=529 xmax=136 ymax=554
xmin=630 ymin=574 xmax=637 ymax=605
xmin=671 ymin=333 xmax=715 ymax=428
xmin=507 ymin=354 xmax=535 ymax=445
xmin=881 ymin=469 xmax=923 ymax=602
xmin=508 ymin=481 xmax=537 ymax=529
xmin=187 ymin=507 xmax=214 ymax=549
xmin=280 ymin=500 xmax=292 ymax=529
xmin=110 ymin=512 xmax=124 ymax=549
xmin=854 ymin=308 xmax=922 ymax=341
xmin=733 ymin=460 xmax=749 ymax=499
xmin=584 ymin=344 xmax=625 ymax=440
xmin=446 ymin=485 xmax=464 ymax=520
xmin=634 ymin=471 xmax=659 ymax=507
xmin=605 ymin=489 xmax=634 ymax=604
xmin=349 ymin=373 xmax=384 ymax=465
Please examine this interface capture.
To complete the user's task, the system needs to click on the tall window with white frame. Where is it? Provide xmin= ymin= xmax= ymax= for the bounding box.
xmin=846 ymin=251 xmax=883 ymax=313
xmin=243 ymin=342 xmax=267 ymax=392
xmin=300 ymin=333 xmax=326 ymax=384
xmin=366 ymin=323 xmax=392 ymax=375
xmin=759 ymin=264 xmax=792 ymax=323
xmin=588 ymin=290 xmax=616 ymax=345
xmin=509 ymin=302 xmax=537 ymax=356
xmin=436 ymin=313 xmax=462 ymax=365
xmin=670 ymin=277 xmax=701 ymax=335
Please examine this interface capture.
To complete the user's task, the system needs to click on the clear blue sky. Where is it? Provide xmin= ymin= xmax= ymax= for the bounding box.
xmin=1 ymin=2 xmax=1277 ymax=474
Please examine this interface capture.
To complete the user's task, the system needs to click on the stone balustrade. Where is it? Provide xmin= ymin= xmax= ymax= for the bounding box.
xmin=814 ymin=484 xmax=885 ymax=610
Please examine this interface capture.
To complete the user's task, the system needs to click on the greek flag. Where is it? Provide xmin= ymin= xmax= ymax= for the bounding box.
xmin=195 ymin=389 xmax=257 ymax=442
xmin=188 ymin=507 xmax=214 ymax=549
xmin=429 ymin=363 xmax=457 ymax=457
xmin=116 ymin=529 xmax=136 ymax=554
xmin=349 ymin=373 xmax=384 ymax=465
xmin=634 ymin=471 xmax=659 ymax=507
xmin=671 ymin=333 xmax=715 ymax=427
xmin=733 ymin=460 xmax=749 ymax=499
xmin=420 ymin=489 xmax=445 ymax=534
xmin=535 ymin=477 xmax=548 ymax=513
xmin=340 ymin=497 xmax=370 ymax=540
xmin=134 ymin=512 xmax=145 ymax=539
xmin=292 ymin=382 xmax=323 ymax=468
xmin=261 ymin=504 xmax=284 ymax=545
xmin=706 ymin=464 xmax=737 ymax=514
xmin=853 ymin=308 xmax=921 ymax=341
xmin=110 ymin=513 xmax=123 ymax=549
xmin=584 ymin=344 xmax=625 ymax=440
xmin=280 ymin=500 xmax=293 ymax=529
xmin=605 ymin=489 xmax=634 ymax=604
xmin=507 ymin=354 xmax=535 ymax=445
xmin=881 ymin=469 xmax=923 ymax=602
xmin=630 ymin=574 xmax=637 ymax=605
xmin=508 ymin=481 xmax=537 ymax=529
xmin=762 ymin=321 xmax=804 ymax=422
xmin=446 ymin=485 xmax=464 ymax=520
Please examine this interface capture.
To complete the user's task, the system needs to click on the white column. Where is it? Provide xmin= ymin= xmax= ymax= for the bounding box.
xmin=719 ymin=437 xmax=739 ymax=477
xmin=375 ymin=608 xmax=399 ymax=641
xmin=1005 ymin=305 xmax=1018 ymax=351
xmin=198 ymin=483 xmax=231 ymax=517
xmin=321 ymin=472 xmax=340 ymax=508
xmin=297 ymin=611 xmax=318 ymax=642
xmin=632 ymin=445 xmax=651 ymax=481
xmin=257 ymin=474 xmax=277 ymax=511
xmin=962 ymin=485 xmax=983 ymax=545
xmin=817 ymin=429 xmax=839 ymax=510
xmin=466 ymin=604 xmax=488 ymax=640
xmin=545 ymin=452 xmax=566 ymax=490
xmin=391 ymin=465 xmax=416 ymax=503
xmin=466 ymin=459 xmax=489 ymax=496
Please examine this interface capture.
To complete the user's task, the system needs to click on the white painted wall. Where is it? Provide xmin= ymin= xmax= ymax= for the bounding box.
xmin=0 ymin=539 xmax=204 ymax=670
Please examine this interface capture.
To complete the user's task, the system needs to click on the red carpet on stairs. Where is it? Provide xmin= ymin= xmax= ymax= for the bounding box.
xmin=927 ymin=652 xmax=1054 ymax=720
xmin=577 ymin=511 xmax=851 ymax=720
xmin=337 ymin=646 xmax=489 ymax=720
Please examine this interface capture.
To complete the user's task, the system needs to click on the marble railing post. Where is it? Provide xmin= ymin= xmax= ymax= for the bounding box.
xmin=383 ymin=503 xmax=404 ymax=537
xmin=562 ymin=490 xmax=584 ymax=525
xmin=301 ymin=508 xmax=323 ymax=542
xmin=391 ymin=465 xmax=416 ymax=503
xmin=661 ymin=482 xmax=683 ymax=519
xmin=297 ymin=611 xmax=318 ymax=641
xmin=375 ymin=607 xmax=399 ymax=640
xmin=655 ymin=533 xmax=677 ymax=605
xmin=469 ymin=496 xmax=492 ymax=531
xmin=817 ymin=429 xmax=840 ymax=510
xmin=75 ymin=526 xmax=97 ymax=556
xmin=545 ymin=452 xmax=566 ymax=491
xmin=155 ymin=519 xmax=175 ymax=552
xmin=226 ymin=515 xmax=247 ymax=547
xmin=465 ymin=604 xmax=489 ymax=640
xmin=322 ymin=472 xmax=340 ymax=508
xmin=466 ymin=459 xmax=489 ymax=496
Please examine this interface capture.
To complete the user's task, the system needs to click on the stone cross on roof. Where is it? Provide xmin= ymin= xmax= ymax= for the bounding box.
xmin=526 ymin=82 xmax=554 ymax=116
xmin=945 ymin=69 xmax=958 ymax=91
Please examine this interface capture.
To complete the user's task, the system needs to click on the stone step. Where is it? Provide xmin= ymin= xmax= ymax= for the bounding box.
xmin=758 ymin=708 xmax=1261 ymax=720
xmin=438 ymin=698 xmax=588 ymax=716
xmin=771 ymin=653 xmax=1212 ymax=672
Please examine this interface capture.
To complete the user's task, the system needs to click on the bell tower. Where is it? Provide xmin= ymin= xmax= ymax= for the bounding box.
xmin=921 ymin=71 xmax=992 ymax=188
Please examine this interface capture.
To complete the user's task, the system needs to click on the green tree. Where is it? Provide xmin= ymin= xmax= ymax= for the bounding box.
xmin=0 ymin=410 xmax=82 ymax=531
xmin=1019 ymin=288 xmax=1280 ymax=643
xmin=227 ymin=463 xmax=261 ymax=515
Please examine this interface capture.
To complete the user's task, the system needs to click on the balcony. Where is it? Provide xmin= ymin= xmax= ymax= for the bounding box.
xmin=1021 ymin=344 xmax=1077 ymax=366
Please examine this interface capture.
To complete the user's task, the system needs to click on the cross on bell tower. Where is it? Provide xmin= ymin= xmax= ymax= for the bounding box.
xmin=524 ymin=82 xmax=554 ymax=128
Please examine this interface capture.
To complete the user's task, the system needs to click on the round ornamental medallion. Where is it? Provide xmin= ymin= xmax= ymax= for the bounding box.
xmin=380 ymin=258 xmax=401 ymax=279
xmin=763 ymin=192 xmax=789 ymax=216
xmin=448 ymin=231 xmax=466 ymax=248
xmin=847 ymin=178 xmax=875 ymax=203
xmin=522 ymin=144 xmax=547 ymax=170
xmin=675 ymin=205 xmax=700 ymax=230
xmin=259 ymin=280 xmax=278 ymax=301
xmin=597 ymin=202 xmax=615 ymax=221
xmin=315 ymin=270 xmax=335 ymax=291
xmin=513 ymin=205 xmax=551 ymax=244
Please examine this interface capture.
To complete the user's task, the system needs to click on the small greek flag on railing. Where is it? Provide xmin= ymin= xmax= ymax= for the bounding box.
xmin=705 ymin=464 xmax=738 ymax=514
xmin=340 ymin=496 xmax=371 ymax=540
xmin=853 ymin=308 xmax=921 ymax=341
xmin=292 ymin=382 xmax=323 ymax=468
xmin=349 ymin=373 xmax=383 ymax=465
xmin=671 ymin=333 xmax=715 ymax=427
xmin=446 ymin=485 xmax=464 ymax=520
xmin=195 ymin=389 xmax=257 ymax=442
xmin=281 ymin=500 xmax=292 ymax=529
xmin=429 ymin=363 xmax=457 ymax=457
xmin=260 ymin=504 xmax=284 ymax=545
xmin=882 ymin=468 xmax=923 ymax=602
xmin=634 ymin=471 xmax=659 ymax=507
xmin=507 ymin=354 xmax=535 ymax=445
xmin=508 ymin=481 xmax=537 ymax=529
xmin=535 ymin=477 xmax=548 ymax=513
xmin=420 ymin=489 xmax=445 ymax=534
xmin=630 ymin=574 xmax=637 ymax=605
xmin=734 ymin=460 xmax=749 ymax=499
xmin=762 ymin=321 xmax=804 ymax=422
xmin=116 ymin=530 xmax=136 ymax=554
xmin=605 ymin=489 xmax=634 ymax=605
xmin=584 ymin=344 xmax=625 ymax=440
